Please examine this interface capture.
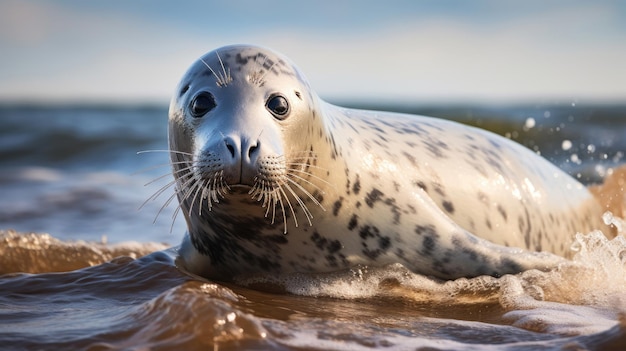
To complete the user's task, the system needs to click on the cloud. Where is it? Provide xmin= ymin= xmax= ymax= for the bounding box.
xmin=0 ymin=0 xmax=207 ymax=102
xmin=0 ymin=1 xmax=61 ymax=45
xmin=0 ymin=1 xmax=624 ymax=104
xmin=249 ymin=4 xmax=626 ymax=102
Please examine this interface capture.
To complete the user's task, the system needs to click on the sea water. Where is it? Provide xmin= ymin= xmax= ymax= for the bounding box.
xmin=0 ymin=103 xmax=625 ymax=350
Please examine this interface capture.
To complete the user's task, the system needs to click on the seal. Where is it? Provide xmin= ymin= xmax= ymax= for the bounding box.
xmin=167 ymin=44 xmax=609 ymax=281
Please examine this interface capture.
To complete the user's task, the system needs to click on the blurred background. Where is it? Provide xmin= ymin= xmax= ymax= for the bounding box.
xmin=1 ymin=0 xmax=625 ymax=245
xmin=1 ymin=0 xmax=625 ymax=103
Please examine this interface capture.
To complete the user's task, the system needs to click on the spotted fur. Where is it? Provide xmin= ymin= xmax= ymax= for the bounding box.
xmin=170 ymin=45 xmax=609 ymax=281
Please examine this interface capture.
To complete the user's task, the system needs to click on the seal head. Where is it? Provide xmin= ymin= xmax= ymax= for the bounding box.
xmin=169 ymin=45 xmax=333 ymax=280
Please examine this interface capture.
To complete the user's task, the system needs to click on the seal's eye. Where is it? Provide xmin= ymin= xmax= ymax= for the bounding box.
xmin=190 ymin=92 xmax=216 ymax=118
xmin=266 ymin=94 xmax=290 ymax=119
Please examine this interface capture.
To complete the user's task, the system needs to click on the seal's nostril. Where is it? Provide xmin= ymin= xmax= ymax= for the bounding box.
xmin=225 ymin=142 xmax=235 ymax=158
xmin=248 ymin=142 xmax=259 ymax=158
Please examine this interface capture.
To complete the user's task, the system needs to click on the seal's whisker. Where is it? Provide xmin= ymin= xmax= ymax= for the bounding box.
xmin=171 ymin=165 xmax=196 ymax=180
xmin=265 ymin=185 xmax=276 ymax=213
xmin=268 ymin=190 xmax=277 ymax=224
xmin=250 ymin=182 xmax=265 ymax=203
xmin=139 ymin=168 xmax=193 ymax=210
xmin=170 ymin=198 xmax=182 ymax=233
xmin=139 ymin=178 xmax=178 ymax=211
xmin=281 ymin=180 xmax=313 ymax=226
xmin=284 ymin=176 xmax=325 ymax=211
xmin=168 ymin=175 xmax=197 ymax=219
xmin=283 ymin=151 xmax=320 ymax=162
xmin=288 ymin=151 xmax=320 ymax=157
xmin=170 ymin=174 xmax=208 ymax=232
xmin=254 ymin=181 xmax=265 ymax=205
xmin=262 ymin=189 xmax=273 ymax=219
xmin=289 ymin=150 xmax=318 ymax=154
xmin=210 ymin=173 xmax=221 ymax=205
xmin=285 ymin=162 xmax=328 ymax=172
xmin=153 ymin=187 xmax=181 ymax=225
xmin=285 ymin=157 xmax=320 ymax=165
xmin=137 ymin=149 xmax=194 ymax=157
xmin=248 ymin=180 xmax=260 ymax=199
xmin=188 ymin=177 xmax=206 ymax=217
xmin=276 ymin=183 xmax=298 ymax=231
xmin=142 ymin=165 xmax=194 ymax=187
xmin=217 ymin=51 xmax=232 ymax=86
xmin=201 ymin=51 xmax=232 ymax=87
xmin=170 ymin=197 xmax=184 ymax=232
xmin=287 ymin=167 xmax=335 ymax=189
xmin=200 ymin=58 xmax=224 ymax=87
xmin=216 ymin=171 xmax=229 ymax=199
xmin=270 ymin=190 xmax=280 ymax=225
xmin=261 ymin=186 xmax=271 ymax=219
xmin=198 ymin=178 xmax=209 ymax=214
xmin=205 ymin=176 xmax=215 ymax=207
xmin=259 ymin=183 xmax=277 ymax=222
xmin=132 ymin=161 xmax=191 ymax=176
xmin=136 ymin=149 xmax=190 ymax=154
xmin=286 ymin=152 xmax=319 ymax=159
xmin=276 ymin=191 xmax=288 ymax=234
xmin=173 ymin=173 xmax=197 ymax=198
xmin=249 ymin=54 xmax=265 ymax=86
xmin=285 ymin=172 xmax=327 ymax=197
xmin=285 ymin=155 xmax=320 ymax=162
xmin=250 ymin=180 xmax=267 ymax=203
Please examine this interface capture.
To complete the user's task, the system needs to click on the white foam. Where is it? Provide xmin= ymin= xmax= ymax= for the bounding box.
xmin=236 ymin=224 xmax=626 ymax=336
xmin=603 ymin=211 xmax=625 ymax=234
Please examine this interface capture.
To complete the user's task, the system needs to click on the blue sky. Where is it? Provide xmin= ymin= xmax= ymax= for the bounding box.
xmin=1 ymin=0 xmax=625 ymax=104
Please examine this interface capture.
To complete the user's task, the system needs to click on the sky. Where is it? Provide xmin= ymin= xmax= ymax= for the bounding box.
xmin=0 ymin=0 xmax=625 ymax=104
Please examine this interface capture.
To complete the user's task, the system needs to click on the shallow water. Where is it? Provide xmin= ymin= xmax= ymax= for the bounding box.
xmin=1 ymin=103 xmax=625 ymax=350
xmin=1 ymin=227 xmax=626 ymax=350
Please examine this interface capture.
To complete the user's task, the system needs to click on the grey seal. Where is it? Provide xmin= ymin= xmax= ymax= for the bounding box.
xmin=167 ymin=44 xmax=608 ymax=281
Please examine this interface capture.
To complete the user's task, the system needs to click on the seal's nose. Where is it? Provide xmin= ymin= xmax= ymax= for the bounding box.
xmin=223 ymin=137 xmax=259 ymax=161
xmin=223 ymin=136 xmax=260 ymax=184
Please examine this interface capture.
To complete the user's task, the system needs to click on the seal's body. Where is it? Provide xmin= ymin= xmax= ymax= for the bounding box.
xmin=168 ymin=45 xmax=607 ymax=281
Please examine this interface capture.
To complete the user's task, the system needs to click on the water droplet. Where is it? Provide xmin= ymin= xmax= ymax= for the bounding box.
xmin=561 ymin=140 xmax=572 ymax=151
xmin=602 ymin=211 xmax=614 ymax=225
xmin=226 ymin=312 xmax=236 ymax=322
xmin=524 ymin=117 xmax=536 ymax=130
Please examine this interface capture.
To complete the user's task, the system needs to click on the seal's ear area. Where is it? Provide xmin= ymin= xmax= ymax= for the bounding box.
xmin=190 ymin=92 xmax=217 ymax=118
xmin=266 ymin=94 xmax=290 ymax=120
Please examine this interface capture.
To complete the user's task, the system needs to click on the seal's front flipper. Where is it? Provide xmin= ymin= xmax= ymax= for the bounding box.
xmin=406 ymin=226 xmax=567 ymax=280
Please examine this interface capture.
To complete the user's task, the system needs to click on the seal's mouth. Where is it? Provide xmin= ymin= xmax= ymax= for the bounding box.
xmin=170 ymin=152 xmax=327 ymax=234
xmin=229 ymin=184 xmax=253 ymax=195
